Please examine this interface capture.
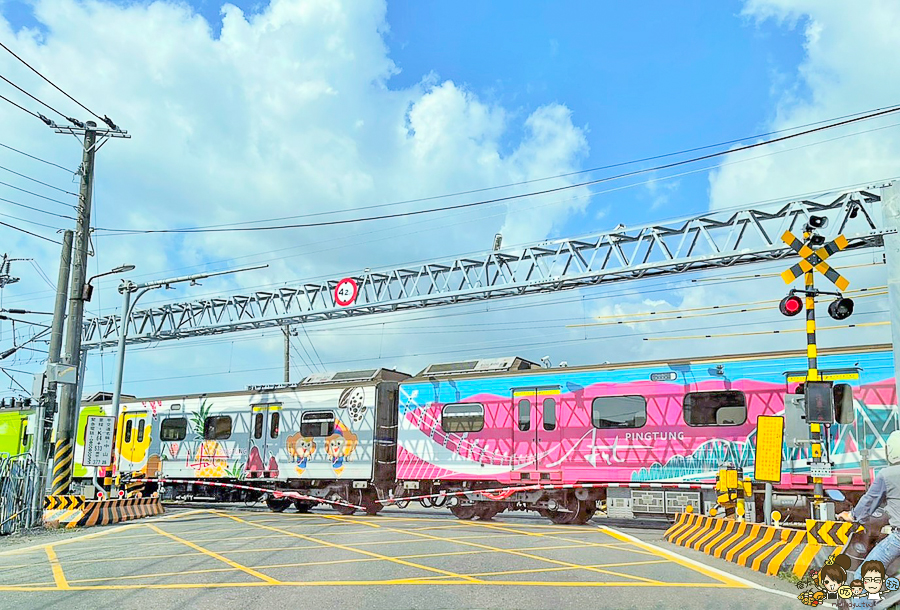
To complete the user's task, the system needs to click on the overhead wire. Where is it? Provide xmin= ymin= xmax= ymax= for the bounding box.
xmin=0 ymin=179 xmax=76 ymax=206
xmin=110 ymin=103 xmax=900 ymax=233
xmin=0 ymin=164 xmax=77 ymax=195
xmin=0 ymin=195 xmax=77 ymax=219
xmin=0 ymin=220 xmax=61 ymax=244
xmin=82 ymin=309 xmax=891 ymax=388
xmin=0 ymin=209 xmax=65 ymax=230
xmin=0 ymin=91 xmax=50 ymax=124
xmin=94 ymin=105 xmax=900 ymax=236
xmin=0 ymin=141 xmax=75 ymax=173
xmin=0 ymin=72 xmax=75 ymax=125
xmin=0 ymin=40 xmax=109 ymax=126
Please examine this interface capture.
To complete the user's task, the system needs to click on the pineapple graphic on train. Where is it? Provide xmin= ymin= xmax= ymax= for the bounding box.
xmin=46 ymin=343 xmax=897 ymax=524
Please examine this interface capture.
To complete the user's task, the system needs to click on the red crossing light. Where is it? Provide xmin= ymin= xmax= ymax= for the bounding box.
xmin=779 ymin=295 xmax=803 ymax=317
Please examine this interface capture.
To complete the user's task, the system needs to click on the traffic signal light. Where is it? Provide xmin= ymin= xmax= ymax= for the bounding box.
xmin=828 ymin=297 xmax=854 ymax=320
xmin=805 ymin=380 xmax=835 ymax=424
xmin=779 ymin=294 xmax=803 ymax=316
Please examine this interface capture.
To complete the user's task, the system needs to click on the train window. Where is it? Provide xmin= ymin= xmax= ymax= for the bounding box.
xmin=592 ymin=396 xmax=647 ymax=429
xmin=441 ymin=403 xmax=485 ymax=433
xmin=301 ymin=411 xmax=335 ymax=437
xmin=542 ymin=398 xmax=556 ymax=431
xmin=517 ymin=399 xmax=531 ymax=432
xmin=124 ymin=419 xmax=133 ymax=443
xmin=270 ymin=412 xmax=280 ymax=439
xmin=253 ymin=412 xmax=264 ymax=439
xmin=137 ymin=419 xmax=146 ymax=443
xmin=160 ymin=417 xmax=187 ymax=441
xmin=204 ymin=416 xmax=233 ymax=440
xmin=683 ymin=391 xmax=746 ymax=427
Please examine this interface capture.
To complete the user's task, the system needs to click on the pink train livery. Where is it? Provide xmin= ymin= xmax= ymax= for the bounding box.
xmin=395 ymin=344 xmax=896 ymax=523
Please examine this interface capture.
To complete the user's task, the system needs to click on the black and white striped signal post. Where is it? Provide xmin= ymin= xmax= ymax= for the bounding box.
xmin=779 ymin=220 xmax=853 ymax=508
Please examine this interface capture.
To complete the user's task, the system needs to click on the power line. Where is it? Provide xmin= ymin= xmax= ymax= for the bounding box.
xmin=94 ymin=105 xmax=900 ymax=236
xmin=0 ymin=72 xmax=75 ymax=125
xmin=0 ymin=220 xmax=60 ymax=244
xmin=0 ymin=180 xmax=76 ymax=207
xmin=0 ymin=41 xmax=112 ymax=128
xmin=0 ymin=141 xmax=75 ymax=173
xmin=0 ymin=164 xmax=77 ymax=195
xmin=82 ymin=309 xmax=890 ymax=389
xmin=0 ymin=195 xmax=77 ymax=220
xmin=0 ymin=209 xmax=65 ymax=230
xmin=147 ymin=104 xmax=900 ymax=232
xmin=0 ymin=91 xmax=52 ymax=125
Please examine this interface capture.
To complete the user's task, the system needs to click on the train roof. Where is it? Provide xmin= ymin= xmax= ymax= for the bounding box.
xmin=82 ymin=368 xmax=410 ymax=405
xmin=416 ymin=356 xmax=542 ymax=377
xmin=406 ymin=343 xmax=893 ymax=382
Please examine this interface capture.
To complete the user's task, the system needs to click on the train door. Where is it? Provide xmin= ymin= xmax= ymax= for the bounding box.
xmin=117 ymin=410 xmax=151 ymax=473
xmin=246 ymin=404 xmax=282 ymax=478
xmin=512 ymin=387 xmax=561 ymax=473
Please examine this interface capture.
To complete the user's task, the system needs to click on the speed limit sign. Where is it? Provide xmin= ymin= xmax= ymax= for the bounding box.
xmin=334 ymin=278 xmax=358 ymax=307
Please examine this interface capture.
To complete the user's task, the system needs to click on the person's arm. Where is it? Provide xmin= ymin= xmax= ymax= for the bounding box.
xmin=841 ymin=474 xmax=887 ymax=522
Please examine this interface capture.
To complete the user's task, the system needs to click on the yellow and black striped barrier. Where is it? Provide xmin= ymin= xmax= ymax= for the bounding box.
xmin=805 ymin=519 xmax=857 ymax=546
xmin=665 ymin=513 xmax=856 ymax=577
xmin=43 ymin=497 xmax=164 ymax=529
xmin=43 ymin=495 xmax=84 ymax=510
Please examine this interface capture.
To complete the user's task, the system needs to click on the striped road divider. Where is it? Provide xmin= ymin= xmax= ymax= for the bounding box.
xmin=379 ymin=481 xmax=715 ymax=505
xmin=43 ymin=496 xmax=164 ymax=529
xmin=130 ymin=478 xmax=366 ymax=511
xmin=665 ymin=512 xmax=859 ymax=578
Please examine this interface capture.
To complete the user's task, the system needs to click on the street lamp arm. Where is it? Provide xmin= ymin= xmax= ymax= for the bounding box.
xmin=125 ymin=264 xmax=269 ymax=293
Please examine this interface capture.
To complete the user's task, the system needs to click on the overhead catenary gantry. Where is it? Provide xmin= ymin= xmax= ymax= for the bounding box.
xmin=81 ymin=187 xmax=896 ymax=350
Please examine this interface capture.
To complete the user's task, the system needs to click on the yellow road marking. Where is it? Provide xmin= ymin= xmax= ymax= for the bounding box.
xmin=44 ymin=546 xmax=68 ymax=590
xmin=325 ymin=515 xmax=661 ymax=584
xmin=0 ymin=580 xmax=746 ymax=592
xmin=19 ymin=542 xmax=641 ymax=587
xmin=214 ymin=511 xmax=482 ymax=583
xmin=598 ymin=526 xmax=747 ymax=588
xmin=466 ymin=559 xmax=669 ymax=578
xmin=318 ymin=514 xmax=380 ymax=528
xmin=0 ymin=509 xmax=209 ymax=557
xmin=146 ymin=524 xmax=280 ymax=585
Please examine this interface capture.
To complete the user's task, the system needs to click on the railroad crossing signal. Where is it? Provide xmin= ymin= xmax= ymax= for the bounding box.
xmin=779 ymin=230 xmax=850 ymax=290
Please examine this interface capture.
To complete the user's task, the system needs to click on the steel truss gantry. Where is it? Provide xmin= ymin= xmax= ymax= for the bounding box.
xmin=81 ymin=188 xmax=895 ymax=350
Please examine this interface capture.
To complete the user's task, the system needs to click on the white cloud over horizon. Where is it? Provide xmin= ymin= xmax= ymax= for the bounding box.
xmin=0 ymin=0 xmax=596 ymax=396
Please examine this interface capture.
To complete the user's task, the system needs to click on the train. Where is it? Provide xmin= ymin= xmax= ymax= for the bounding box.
xmin=2 ymin=342 xmax=897 ymax=524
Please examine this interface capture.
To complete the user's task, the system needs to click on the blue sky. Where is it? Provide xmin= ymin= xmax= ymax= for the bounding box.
xmin=0 ymin=0 xmax=897 ymax=398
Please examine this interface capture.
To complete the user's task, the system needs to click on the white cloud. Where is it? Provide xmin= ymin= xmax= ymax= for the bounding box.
xmin=0 ymin=0 xmax=592 ymax=396
xmin=711 ymin=0 xmax=900 ymax=207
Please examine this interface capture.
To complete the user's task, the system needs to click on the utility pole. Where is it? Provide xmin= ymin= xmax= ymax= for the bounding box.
xmin=283 ymin=325 xmax=291 ymax=383
xmin=29 ymin=230 xmax=72 ymax=521
xmin=50 ymin=123 xmax=97 ymax=497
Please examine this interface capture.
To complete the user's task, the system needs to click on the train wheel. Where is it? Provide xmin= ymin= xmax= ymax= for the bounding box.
xmin=266 ymin=497 xmax=291 ymax=513
xmin=450 ymin=504 xmax=478 ymax=520
xmin=569 ymin=499 xmax=596 ymax=525
xmin=476 ymin=503 xmax=501 ymax=521
xmin=545 ymin=496 xmax=579 ymax=524
xmin=334 ymin=490 xmax=359 ymax=515
xmin=293 ymin=500 xmax=314 ymax=513
xmin=361 ymin=491 xmax=381 ymax=516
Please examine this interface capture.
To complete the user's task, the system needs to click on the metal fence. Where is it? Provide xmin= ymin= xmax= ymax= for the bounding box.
xmin=0 ymin=453 xmax=38 ymax=535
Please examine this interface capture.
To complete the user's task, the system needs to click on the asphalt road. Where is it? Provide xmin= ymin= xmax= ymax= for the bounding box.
xmin=0 ymin=506 xmax=801 ymax=610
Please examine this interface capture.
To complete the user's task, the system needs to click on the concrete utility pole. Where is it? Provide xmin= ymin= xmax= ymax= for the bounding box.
xmin=29 ymin=230 xmax=73 ymax=521
xmin=882 ymin=182 xmax=900 ymax=406
xmin=50 ymin=124 xmax=97 ymax=496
